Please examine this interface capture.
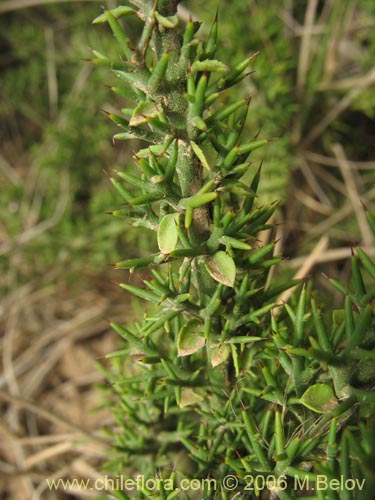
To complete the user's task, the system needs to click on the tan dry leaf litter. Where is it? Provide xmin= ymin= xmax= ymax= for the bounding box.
xmin=0 ymin=274 xmax=131 ymax=499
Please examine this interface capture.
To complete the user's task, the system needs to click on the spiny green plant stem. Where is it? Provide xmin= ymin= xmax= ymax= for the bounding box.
xmin=94 ymin=2 xmax=375 ymax=499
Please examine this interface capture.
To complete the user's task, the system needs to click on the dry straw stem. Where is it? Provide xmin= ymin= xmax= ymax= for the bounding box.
xmin=0 ymin=388 xmax=109 ymax=446
xmin=287 ymin=244 xmax=375 ymax=269
xmin=294 ymin=187 xmax=333 ymax=215
xmin=277 ymin=235 xmax=329 ymax=306
xmin=304 ymin=186 xmax=375 ymax=240
xmin=332 ymin=142 xmax=374 ymax=247
xmin=24 ymin=442 xmax=75 ymax=470
xmin=296 ymin=0 xmax=319 ymax=98
xmin=8 ymin=432 xmax=92 ymax=446
xmin=301 ymin=65 xmax=375 ymax=148
xmin=304 ymin=150 xmax=375 ymax=170
xmin=300 ymin=156 xmax=333 ymax=207
xmin=279 ymin=8 xmax=326 ymax=37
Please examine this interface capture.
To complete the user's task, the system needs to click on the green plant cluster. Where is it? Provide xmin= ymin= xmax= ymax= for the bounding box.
xmin=95 ymin=2 xmax=375 ymax=499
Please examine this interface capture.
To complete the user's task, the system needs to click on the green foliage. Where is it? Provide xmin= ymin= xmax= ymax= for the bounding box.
xmin=97 ymin=1 xmax=374 ymax=499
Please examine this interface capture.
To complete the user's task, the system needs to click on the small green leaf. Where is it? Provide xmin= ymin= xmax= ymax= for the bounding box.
xmin=357 ymin=247 xmax=375 ymax=280
xmin=148 ymin=51 xmax=170 ymax=92
xmin=190 ymin=141 xmax=211 ymax=170
xmin=180 ymin=192 xmax=217 ymax=209
xmin=104 ymin=9 xmax=133 ymax=59
xmin=190 ymin=116 xmax=207 ymax=131
xmin=205 ymin=251 xmax=236 ymax=287
xmin=157 ymin=213 xmax=179 ymax=254
xmin=220 ymin=235 xmax=252 ymax=250
xmin=300 ymin=384 xmax=338 ymax=413
xmin=110 ymin=322 xmax=157 ymax=356
xmin=209 ymin=343 xmax=230 ymax=367
xmin=116 ymin=253 xmax=162 ymax=270
xmin=127 ymin=192 xmax=164 ymax=205
xmin=248 ymin=242 xmax=274 ymax=264
xmin=93 ymin=6 xmax=136 ymax=24
xmin=178 ymin=320 xmax=206 ymax=357
xmin=130 ymin=101 xmax=160 ymax=127
xmin=225 ymin=336 xmax=263 ymax=344
xmin=154 ymin=11 xmax=179 ymax=29
xmin=191 ymin=60 xmax=229 ymax=74
xmin=364 ymin=209 xmax=375 ymax=238
xmin=119 ymin=282 xmax=161 ymax=303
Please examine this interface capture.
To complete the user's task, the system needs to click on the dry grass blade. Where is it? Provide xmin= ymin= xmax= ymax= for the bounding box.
xmin=302 ymin=66 xmax=375 ymax=148
xmin=287 ymin=245 xmax=375 ymax=268
xmin=24 ymin=442 xmax=73 ymax=470
xmin=304 ymin=186 xmax=375 ymax=240
xmin=294 ymin=188 xmax=333 ymax=215
xmin=304 ymin=151 xmax=375 ymax=171
xmin=0 ymin=388 xmax=109 ymax=447
xmin=277 ymin=235 xmax=329 ymax=306
xmin=300 ymin=156 xmax=332 ymax=206
xmin=296 ymin=0 xmax=319 ymax=97
xmin=332 ymin=143 xmax=374 ymax=246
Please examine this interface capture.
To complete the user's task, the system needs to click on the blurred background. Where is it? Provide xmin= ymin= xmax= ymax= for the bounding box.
xmin=1 ymin=0 xmax=374 ymax=498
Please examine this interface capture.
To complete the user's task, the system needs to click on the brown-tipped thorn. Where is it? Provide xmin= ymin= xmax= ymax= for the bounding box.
xmin=250 ymin=50 xmax=261 ymax=61
xmin=360 ymin=200 xmax=368 ymax=211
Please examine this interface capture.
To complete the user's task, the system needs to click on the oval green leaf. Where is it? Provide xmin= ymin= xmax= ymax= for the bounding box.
xmin=209 ymin=343 xmax=231 ymax=367
xmin=179 ymin=388 xmax=203 ymax=408
xmin=300 ymin=383 xmax=338 ymax=413
xmin=157 ymin=213 xmax=179 ymax=254
xmin=206 ymin=251 xmax=236 ymax=287
xmin=178 ymin=320 xmax=206 ymax=357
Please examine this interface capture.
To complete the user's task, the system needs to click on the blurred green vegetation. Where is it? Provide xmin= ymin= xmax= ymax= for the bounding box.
xmin=1 ymin=0 xmax=374 ymax=294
